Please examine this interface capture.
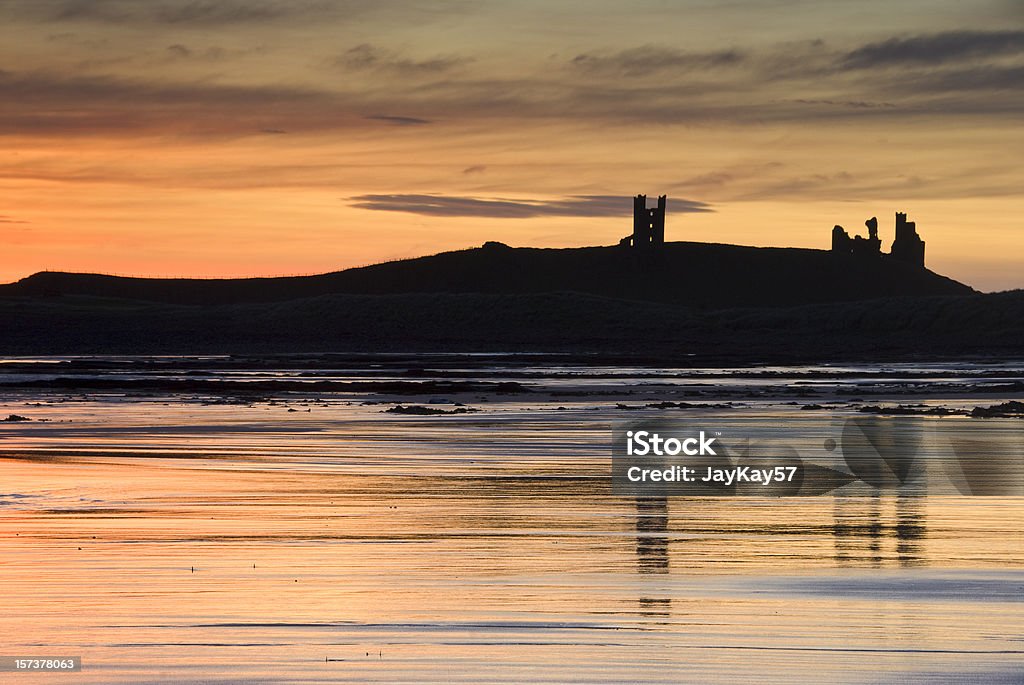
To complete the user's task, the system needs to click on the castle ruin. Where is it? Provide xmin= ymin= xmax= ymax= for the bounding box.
xmin=831 ymin=211 xmax=926 ymax=267
xmin=620 ymin=194 xmax=666 ymax=250
xmin=890 ymin=212 xmax=926 ymax=266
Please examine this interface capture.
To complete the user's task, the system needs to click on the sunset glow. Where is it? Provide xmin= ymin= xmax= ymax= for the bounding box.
xmin=2 ymin=1 xmax=1022 ymax=289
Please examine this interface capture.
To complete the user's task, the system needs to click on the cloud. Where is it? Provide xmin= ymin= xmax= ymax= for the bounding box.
xmin=673 ymin=171 xmax=736 ymax=190
xmin=9 ymin=0 xmax=468 ymax=27
xmin=163 ymin=43 xmax=247 ymax=62
xmin=0 ymin=215 xmax=29 ymax=224
xmin=2 ymin=25 xmax=1022 ymax=142
xmin=10 ymin=0 xmax=338 ymax=26
xmin=334 ymin=43 xmax=471 ymax=75
xmin=788 ymin=98 xmax=896 ymax=109
xmin=364 ymin=115 xmax=432 ymax=126
xmin=733 ymin=171 xmax=860 ymax=201
xmin=889 ymin=64 xmax=1024 ymax=94
xmin=571 ymin=46 xmax=746 ymax=76
xmin=0 ymin=69 xmax=348 ymax=136
xmin=840 ymin=30 xmax=1024 ymax=69
xmin=554 ymin=31 xmax=1024 ymax=121
xmin=349 ymin=194 xmax=712 ymax=218
xmin=462 ymin=165 xmax=486 ymax=175
xmin=166 ymin=43 xmax=191 ymax=58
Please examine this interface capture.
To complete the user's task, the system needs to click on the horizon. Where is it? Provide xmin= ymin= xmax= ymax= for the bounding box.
xmin=2 ymin=1 xmax=1023 ymax=291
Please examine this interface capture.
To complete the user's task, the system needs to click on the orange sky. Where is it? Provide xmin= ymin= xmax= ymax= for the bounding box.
xmin=1 ymin=1 xmax=1022 ymax=290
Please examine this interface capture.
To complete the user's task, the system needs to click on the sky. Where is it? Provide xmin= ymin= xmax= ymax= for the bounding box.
xmin=1 ymin=0 xmax=1022 ymax=290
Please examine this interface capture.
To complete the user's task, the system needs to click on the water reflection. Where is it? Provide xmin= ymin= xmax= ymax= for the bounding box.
xmin=635 ymin=497 xmax=670 ymax=574
xmin=631 ymin=491 xmax=928 ymax=579
xmin=635 ymin=497 xmax=672 ymax=618
xmin=833 ymin=491 xmax=925 ymax=567
xmin=895 ymin=492 xmax=926 ymax=567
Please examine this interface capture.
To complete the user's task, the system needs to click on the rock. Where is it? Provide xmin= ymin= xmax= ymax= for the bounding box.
xmin=384 ymin=405 xmax=479 ymax=415
xmin=970 ymin=401 xmax=1024 ymax=418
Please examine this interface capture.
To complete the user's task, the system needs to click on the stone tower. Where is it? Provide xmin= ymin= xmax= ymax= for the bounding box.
xmin=628 ymin=194 xmax=666 ymax=250
xmin=890 ymin=211 xmax=925 ymax=267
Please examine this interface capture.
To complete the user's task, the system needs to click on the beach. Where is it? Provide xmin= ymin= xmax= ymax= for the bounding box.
xmin=1 ymin=356 xmax=1022 ymax=683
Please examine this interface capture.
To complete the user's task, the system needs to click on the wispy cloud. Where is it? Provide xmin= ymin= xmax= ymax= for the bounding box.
xmin=787 ymin=98 xmax=896 ymax=109
xmin=13 ymin=0 xmax=339 ymax=26
xmin=0 ymin=27 xmax=1021 ymax=141
xmin=333 ymin=43 xmax=471 ymax=75
xmin=0 ymin=69 xmax=343 ymax=136
xmin=364 ymin=115 xmax=432 ymax=126
xmin=349 ymin=194 xmax=712 ymax=218
xmin=888 ymin=64 xmax=1024 ymax=94
xmin=840 ymin=30 xmax=1024 ymax=69
xmin=162 ymin=43 xmax=263 ymax=62
xmin=555 ymin=31 xmax=1024 ymax=120
xmin=0 ymin=215 xmax=29 ymax=223
xmin=571 ymin=46 xmax=746 ymax=76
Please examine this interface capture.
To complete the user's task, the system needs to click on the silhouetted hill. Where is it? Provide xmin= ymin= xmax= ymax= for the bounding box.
xmin=0 ymin=241 xmax=972 ymax=308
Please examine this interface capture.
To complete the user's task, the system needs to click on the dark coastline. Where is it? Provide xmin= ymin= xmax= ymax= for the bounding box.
xmin=2 ymin=242 xmax=1018 ymax=364
xmin=1 ymin=289 xmax=1022 ymax=363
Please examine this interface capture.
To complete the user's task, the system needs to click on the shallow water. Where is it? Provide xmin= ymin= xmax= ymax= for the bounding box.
xmin=1 ymin=357 xmax=1022 ymax=683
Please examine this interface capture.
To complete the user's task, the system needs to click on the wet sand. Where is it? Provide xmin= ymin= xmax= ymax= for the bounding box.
xmin=1 ymin=357 xmax=1022 ymax=683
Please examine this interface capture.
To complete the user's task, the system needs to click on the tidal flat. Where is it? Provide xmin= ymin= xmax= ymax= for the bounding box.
xmin=1 ymin=355 xmax=1022 ymax=684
